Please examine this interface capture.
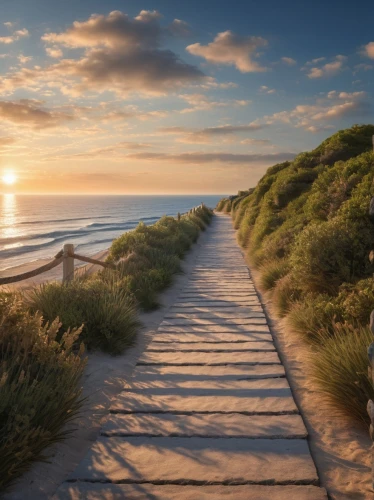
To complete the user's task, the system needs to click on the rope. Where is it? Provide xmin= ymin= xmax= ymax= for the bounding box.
xmin=0 ymin=256 xmax=64 ymax=285
xmin=70 ymin=252 xmax=115 ymax=269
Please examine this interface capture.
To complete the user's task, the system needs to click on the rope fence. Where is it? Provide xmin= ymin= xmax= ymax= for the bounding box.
xmin=0 ymin=244 xmax=111 ymax=286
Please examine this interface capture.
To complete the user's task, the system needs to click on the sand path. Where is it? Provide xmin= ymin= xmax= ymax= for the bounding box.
xmin=53 ymin=213 xmax=327 ymax=499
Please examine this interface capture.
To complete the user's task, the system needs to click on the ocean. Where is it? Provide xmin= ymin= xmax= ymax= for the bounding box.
xmin=0 ymin=195 xmax=223 ymax=271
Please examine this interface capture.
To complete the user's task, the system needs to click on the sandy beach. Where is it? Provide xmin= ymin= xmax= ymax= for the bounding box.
xmin=0 ymin=249 xmax=109 ymax=291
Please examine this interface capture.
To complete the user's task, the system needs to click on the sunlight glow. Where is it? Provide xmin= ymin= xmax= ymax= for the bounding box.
xmin=2 ymin=172 xmax=17 ymax=186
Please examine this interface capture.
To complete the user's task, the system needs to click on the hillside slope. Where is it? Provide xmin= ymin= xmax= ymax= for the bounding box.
xmin=217 ymin=124 xmax=374 ymax=424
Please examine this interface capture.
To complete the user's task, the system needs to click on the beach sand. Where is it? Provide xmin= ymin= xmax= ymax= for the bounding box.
xmin=0 ymin=249 xmax=109 ymax=290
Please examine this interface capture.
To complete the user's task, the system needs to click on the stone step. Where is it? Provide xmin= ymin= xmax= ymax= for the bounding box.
xmin=147 ymin=341 xmax=275 ymax=351
xmin=102 ymin=412 xmax=307 ymax=439
xmin=138 ymin=350 xmax=281 ymax=366
xmin=124 ymin=378 xmax=291 ymax=391
xmin=152 ymin=332 xmax=274 ymax=342
xmin=160 ymin=319 xmax=267 ymax=327
xmin=132 ymin=364 xmax=286 ymax=380
xmin=173 ymin=299 xmax=259 ymax=305
xmin=55 ymin=483 xmax=327 ymax=500
xmin=157 ymin=324 xmax=271 ymax=333
xmin=165 ymin=311 xmax=265 ymax=319
xmin=67 ymin=437 xmax=318 ymax=485
xmin=111 ymin=387 xmax=296 ymax=414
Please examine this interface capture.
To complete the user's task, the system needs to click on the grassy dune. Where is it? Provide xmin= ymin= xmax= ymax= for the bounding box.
xmin=217 ymin=124 xmax=374 ymax=424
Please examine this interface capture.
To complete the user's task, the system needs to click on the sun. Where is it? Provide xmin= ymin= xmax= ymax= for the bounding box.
xmin=2 ymin=172 xmax=17 ymax=186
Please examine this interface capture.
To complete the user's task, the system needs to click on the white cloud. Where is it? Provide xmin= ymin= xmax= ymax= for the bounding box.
xmin=265 ymin=90 xmax=369 ymax=131
xmin=0 ymin=27 xmax=29 ymax=44
xmin=259 ymin=85 xmax=276 ymax=94
xmin=365 ymin=42 xmax=374 ymax=59
xmin=159 ymin=122 xmax=266 ymax=143
xmin=306 ymin=55 xmax=346 ymax=78
xmin=18 ymin=54 xmax=32 ymax=64
xmin=281 ymin=57 xmax=296 ymax=66
xmin=1 ymin=11 xmax=205 ymax=97
xmin=178 ymin=93 xmax=251 ymax=113
xmin=186 ymin=30 xmax=268 ymax=73
xmin=46 ymin=46 xmax=63 ymax=58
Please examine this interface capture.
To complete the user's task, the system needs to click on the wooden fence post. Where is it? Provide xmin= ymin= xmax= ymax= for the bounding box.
xmin=63 ymin=243 xmax=75 ymax=283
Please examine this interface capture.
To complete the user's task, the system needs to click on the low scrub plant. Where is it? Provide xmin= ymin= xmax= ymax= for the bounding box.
xmin=29 ymin=277 xmax=139 ymax=355
xmin=310 ymin=322 xmax=374 ymax=425
xmin=259 ymin=259 xmax=290 ymax=291
xmin=109 ymin=205 xmax=213 ymax=310
xmin=0 ymin=293 xmax=86 ymax=490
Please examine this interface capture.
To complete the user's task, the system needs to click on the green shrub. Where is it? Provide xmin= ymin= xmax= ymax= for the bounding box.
xmin=29 ymin=277 xmax=139 ymax=355
xmin=259 ymin=259 xmax=290 ymax=291
xmin=272 ymin=274 xmax=302 ymax=316
xmin=0 ymin=293 xmax=85 ymax=489
xmin=290 ymin=217 xmax=373 ymax=294
xmin=338 ymin=278 xmax=374 ymax=325
xmin=310 ymin=322 xmax=374 ymax=425
xmin=108 ymin=206 xmax=213 ymax=310
xmin=287 ymin=295 xmax=344 ymax=344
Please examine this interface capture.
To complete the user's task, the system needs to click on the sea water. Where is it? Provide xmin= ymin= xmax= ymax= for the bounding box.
xmin=0 ymin=195 xmax=223 ymax=271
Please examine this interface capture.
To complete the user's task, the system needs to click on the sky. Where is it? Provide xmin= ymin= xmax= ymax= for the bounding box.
xmin=0 ymin=0 xmax=373 ymax=195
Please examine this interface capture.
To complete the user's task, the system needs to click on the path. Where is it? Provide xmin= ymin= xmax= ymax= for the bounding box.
xmin=55 ymin=213 xmax=327 ymax=499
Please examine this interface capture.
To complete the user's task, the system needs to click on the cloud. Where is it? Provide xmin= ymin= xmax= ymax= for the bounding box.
xmin=0 ymin=27 xmax=29 ymax=44
xmin=240 ymin=138 xmax=272 ymax=145
xmin=0 ymin=11 xmax=203 ymax=97
xmin=281 ymin=57 xmax=296 ymax=66
xmin=259 ymin=85 xmax=276 ymax=94
xmin=265 ymin=90 xmax=369 ymax=130
xmin=168 ymin=19 xmax=191 ymax=37
xmin=46 ymin=46 xmax=63 ymax=58
xmin=18 ymin=54 xmax=32 ymax=64
xmin=127 ymin=151 xmax=295 ymax=165
xmin=186 ymin=30 xmax=268 ymax=73
xmin=0 ymin=99 xmax=75 ymax=129
xmin=178 ymin=93 xmax=250 ymax=113
xmin=364 ymin=42 xmax=374 ymax=59
xmin=42 ymin=10 xmax=189 ymax=49
xmin=306 ymin=55 xmax=346 ymax=78
xmin=0 ymin=136 xmax=15 ymax=148
xmin=354 ymin=63 xmax=374 ymax=73
xmin=72 ymin=141 xmax=153 ymax=158
xmin=159 ymin=122 xmax=267 ymax=143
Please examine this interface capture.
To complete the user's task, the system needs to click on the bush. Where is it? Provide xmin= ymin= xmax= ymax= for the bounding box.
xmin=29 ymin=277 xmax=139 ymax=355
xmin=272 ymin=274 xmax=302 ymax=317
xmin=310 ymin=322 xmax=374 ymax=425
xmin=108 ymin=205 xmax=213 ymax=310
xmin=259 ymin=259 xmax=290 ymax=291
xmin=287 ymin=295 xmax=344 ymax=344
xmin=290 ymin=217 xmax=373 ymax=294
xmin=0 ymin=293 xmax=86 ymax=490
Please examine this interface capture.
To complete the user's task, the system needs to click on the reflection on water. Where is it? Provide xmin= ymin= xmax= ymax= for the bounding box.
xmin=1 ymin=194 xmax=18 ymax=239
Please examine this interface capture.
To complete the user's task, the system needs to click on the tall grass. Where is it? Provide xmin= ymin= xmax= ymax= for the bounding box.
xmin=29 ymin=277 xmax=139 ymax=355
xmin=0 ymin=293 xmax=86 ymax=489
xmin=310 ymin=323 xmax=374 ymax=425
